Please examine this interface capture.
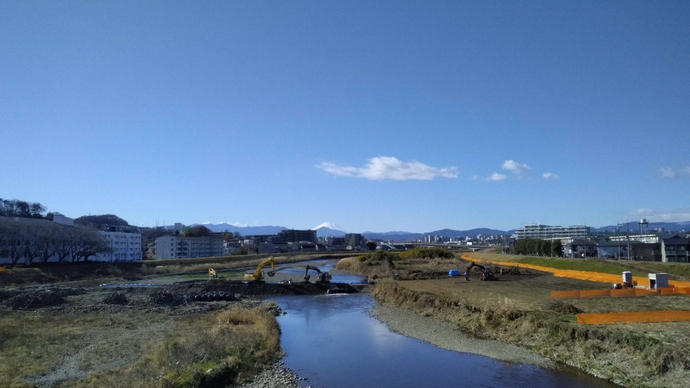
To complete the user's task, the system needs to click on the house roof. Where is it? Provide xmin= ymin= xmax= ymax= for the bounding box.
xmin=663 ymin=237 xmax=690 ymax=245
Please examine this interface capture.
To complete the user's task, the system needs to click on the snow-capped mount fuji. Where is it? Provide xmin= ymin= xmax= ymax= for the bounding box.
xmin=312 ymin=222 xmax=346 ymax=238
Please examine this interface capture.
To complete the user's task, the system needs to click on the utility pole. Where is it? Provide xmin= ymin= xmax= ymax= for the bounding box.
xmin=626 ymin=221 xmax=631 ymax=260
xmin=617 ymin=222 xmax=621 ymax=259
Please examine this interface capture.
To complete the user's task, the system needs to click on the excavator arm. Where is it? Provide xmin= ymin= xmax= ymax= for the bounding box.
xmin=304 ymin=265 xmax=332 ymax=283
xmin=244 ymin=257 xmax=275 ymax=282
xmin=304 ymin=265 xmax=321 ymax=282
xmin=465 ymin=262 xmax=495 ymax=281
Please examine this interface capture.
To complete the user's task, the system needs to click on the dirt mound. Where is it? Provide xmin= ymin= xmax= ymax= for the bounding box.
xmin=4 ymin=291 xmax=66 ymax=310
xmin=103 ymin=292 xmax=129 ymax=305
xmin=502 ymin=266 xmax=522 ymax=275
xmin=149 ymin=290 xmax=189 ymax=306
xmin=190 ymin=290 xmax=237 ymax=302
xmin=548 ymin=300 xmax=583 ymax=314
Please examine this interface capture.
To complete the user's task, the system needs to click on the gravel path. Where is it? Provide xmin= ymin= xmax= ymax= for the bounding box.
xmin=370 ymin=302 xmax=555 ymax=368
xmin=238 ymin=361 xmax=308 ymax=388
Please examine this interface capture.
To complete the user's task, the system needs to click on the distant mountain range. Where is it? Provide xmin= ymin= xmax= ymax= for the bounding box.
xmin=187 ymin=221 xmax=690 ymax=242
xmin=592 ymin=221 xmax=690 ymax=234
xmin=196 ymin=223 xmax=287 ymax=236
xmin=361 ymin=228 xmax=514 ymax=242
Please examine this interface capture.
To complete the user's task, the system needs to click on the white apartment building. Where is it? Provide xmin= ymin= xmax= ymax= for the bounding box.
xmin=515 ymin=224 xmax=590 ymax=240
xmin=155 ymin=235 xmax=225 ymax=259
xmin=93 ymin=231 xmax=142 ymax=262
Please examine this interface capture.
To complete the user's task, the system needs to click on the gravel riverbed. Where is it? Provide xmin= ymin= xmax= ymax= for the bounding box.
xmin=370 ymin=302 xmax=555 ymax=369
xmin=238 ymin=361 xmax=307 ymax=388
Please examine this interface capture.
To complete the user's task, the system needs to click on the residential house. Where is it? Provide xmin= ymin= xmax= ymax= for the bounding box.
xmin=661 ymin=236 xmax=690 ymax=263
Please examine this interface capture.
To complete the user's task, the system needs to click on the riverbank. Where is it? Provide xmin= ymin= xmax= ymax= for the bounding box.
xmin=370 ymin=302 xmax=554 ymax=368
xmin=335 ymin=249 xmax=690 ymax=387
xmin=370 ymin=278 xmax=690 ymax=387
xmin=238 ymin=361 xmax=305 ymax=388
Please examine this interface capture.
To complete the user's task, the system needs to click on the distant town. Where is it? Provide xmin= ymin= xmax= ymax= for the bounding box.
xmin=1 ymin=198 xmax=689 ymax=264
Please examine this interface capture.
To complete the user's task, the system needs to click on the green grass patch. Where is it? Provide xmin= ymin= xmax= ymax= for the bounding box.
xmin=473 ymin=252 xmax=690 ymax=279
xmin=399 ymin=247 xmax=454 ymax=260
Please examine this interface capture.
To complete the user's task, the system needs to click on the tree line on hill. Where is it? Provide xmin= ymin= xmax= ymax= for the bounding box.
xmin=512 ymin=239 xmax=563 ymax=257
xmin=0 ymin=198 xmax=48 ymax=219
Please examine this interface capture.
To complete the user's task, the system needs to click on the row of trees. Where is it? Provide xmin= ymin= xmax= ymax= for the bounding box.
xmin=0 ymin=218 xmax=110 ymax=265
xmin=513 ymin=239 xmax=563 ymax=257
xmin=0 ymin=198 xmax=47 ymax=219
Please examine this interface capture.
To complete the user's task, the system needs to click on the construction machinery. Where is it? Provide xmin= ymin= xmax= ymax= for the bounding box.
xmin=0 ymin=267 xmax=11 ymax=276
xmin=304 ymin=265 xmax=332 ymax=283
xmin=465 ymin=262 xmax=495 ymax=281
xmin=244 ymin=257 xmax=276 ymax=283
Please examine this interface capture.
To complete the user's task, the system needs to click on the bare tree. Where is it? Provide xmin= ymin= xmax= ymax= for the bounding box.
xmin=21 ymin=225 xmax=43 ymax=264
xmin=0 ymin=218 xmax=22 ymax=263
xmin=71 ymin=229 xmax=111 ymax=262
xmin=54 ymin=228 xmax=77 ymax=263
xmin=36 ymin=225 xmax=60 ymax=263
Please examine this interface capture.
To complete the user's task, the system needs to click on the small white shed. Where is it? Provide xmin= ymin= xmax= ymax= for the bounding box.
xmin=648 ymin=273 xmax=669 ymax=289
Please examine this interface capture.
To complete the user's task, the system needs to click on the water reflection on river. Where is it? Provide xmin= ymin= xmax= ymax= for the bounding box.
xmin=272 ymin=294 xmax=616 ymax=388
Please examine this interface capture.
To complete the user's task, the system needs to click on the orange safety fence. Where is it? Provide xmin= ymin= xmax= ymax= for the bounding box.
xmin=550 ymin=287 xmax=689 ymax=299
xmin=577 ymin=310 xmax=690 ymax=325
xmin=462 ymin=253 xmax=690 ymax=289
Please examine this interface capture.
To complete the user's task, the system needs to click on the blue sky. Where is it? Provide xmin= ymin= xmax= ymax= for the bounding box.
xmin=2 ymin=1 xmax=689 ymax=233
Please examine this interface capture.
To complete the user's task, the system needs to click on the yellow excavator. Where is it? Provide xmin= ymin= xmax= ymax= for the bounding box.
xmin=244 ymin=257 xmax=276 ymax=282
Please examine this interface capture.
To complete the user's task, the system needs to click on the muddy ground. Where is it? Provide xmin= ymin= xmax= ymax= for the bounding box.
xmin=0 ymin=259 xmax=359 ymax=388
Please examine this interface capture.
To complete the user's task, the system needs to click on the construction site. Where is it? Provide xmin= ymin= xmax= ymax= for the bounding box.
xmin=2 ymin=249 xmax=690 ymax=387
xmin=341 ymin=249 xmax=690 ymax=388
xmin=0 ymin=254 xmax=365 ymax=387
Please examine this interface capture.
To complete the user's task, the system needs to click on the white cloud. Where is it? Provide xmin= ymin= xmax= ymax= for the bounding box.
xmin=502 ymin=160 xmax=531 ymax=174
xmin=659 ymin=165 xmax=690 ymax=179
xmin=627 ymin=208 xmax=690 ymax=223
xmin=659 ymin=167 xmax=676 ymax=179
xmin=487 ymin=172 xmax=507 ymax=181
xmin=317 ymin=156 xmax=458 ymax=180
xmin=542 ymin=172 xmax=559 ymax=179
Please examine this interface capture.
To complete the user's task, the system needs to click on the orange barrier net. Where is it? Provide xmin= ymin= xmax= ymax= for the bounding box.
xmin=550 ymin=288 xmax=688 ymax=299
xmin=577 ymin=310 xmax=690 ymax=325
xmin=462 ymin=253 xmax=690 ymax=289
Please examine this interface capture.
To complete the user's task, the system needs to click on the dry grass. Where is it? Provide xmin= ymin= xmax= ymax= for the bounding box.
xmin=368 ymin=269 xmax=690 ymax=387
xmin=472 ymin=252 xmax=690 ymax=281
xmin=336 ymin=250 xmax=472 ymax=281
xmin=81 ymin=305 xmax=281 ymax=388
xmin=0 ymin=301 xmax=282 ymax=388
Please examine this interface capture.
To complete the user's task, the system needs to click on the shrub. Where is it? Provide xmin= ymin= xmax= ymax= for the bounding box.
xmin=399 ymin=247 xmax=453 ymax=260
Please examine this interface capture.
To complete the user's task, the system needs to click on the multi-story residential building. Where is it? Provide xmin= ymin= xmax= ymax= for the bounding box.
xmin=155 ymin=235 xmax=224 ymax=259
xmin=515 ymin=224 xmax=590 ymax=240
xmin=276 ymin=229 xmax=316 ymax=243
xmin=608 ymin=234 xmax=659 ymax=243
xmin=93 ymin=231 xmax=142 ymax=262
xmin=661 ymin=236 xmax=689 ymax=263
xmin=345 ymin=233 xmax=363 ymax=249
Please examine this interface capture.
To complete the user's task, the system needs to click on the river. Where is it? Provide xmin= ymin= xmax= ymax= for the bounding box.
xmin=271 ymin=293 xmax=617 ymax=388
